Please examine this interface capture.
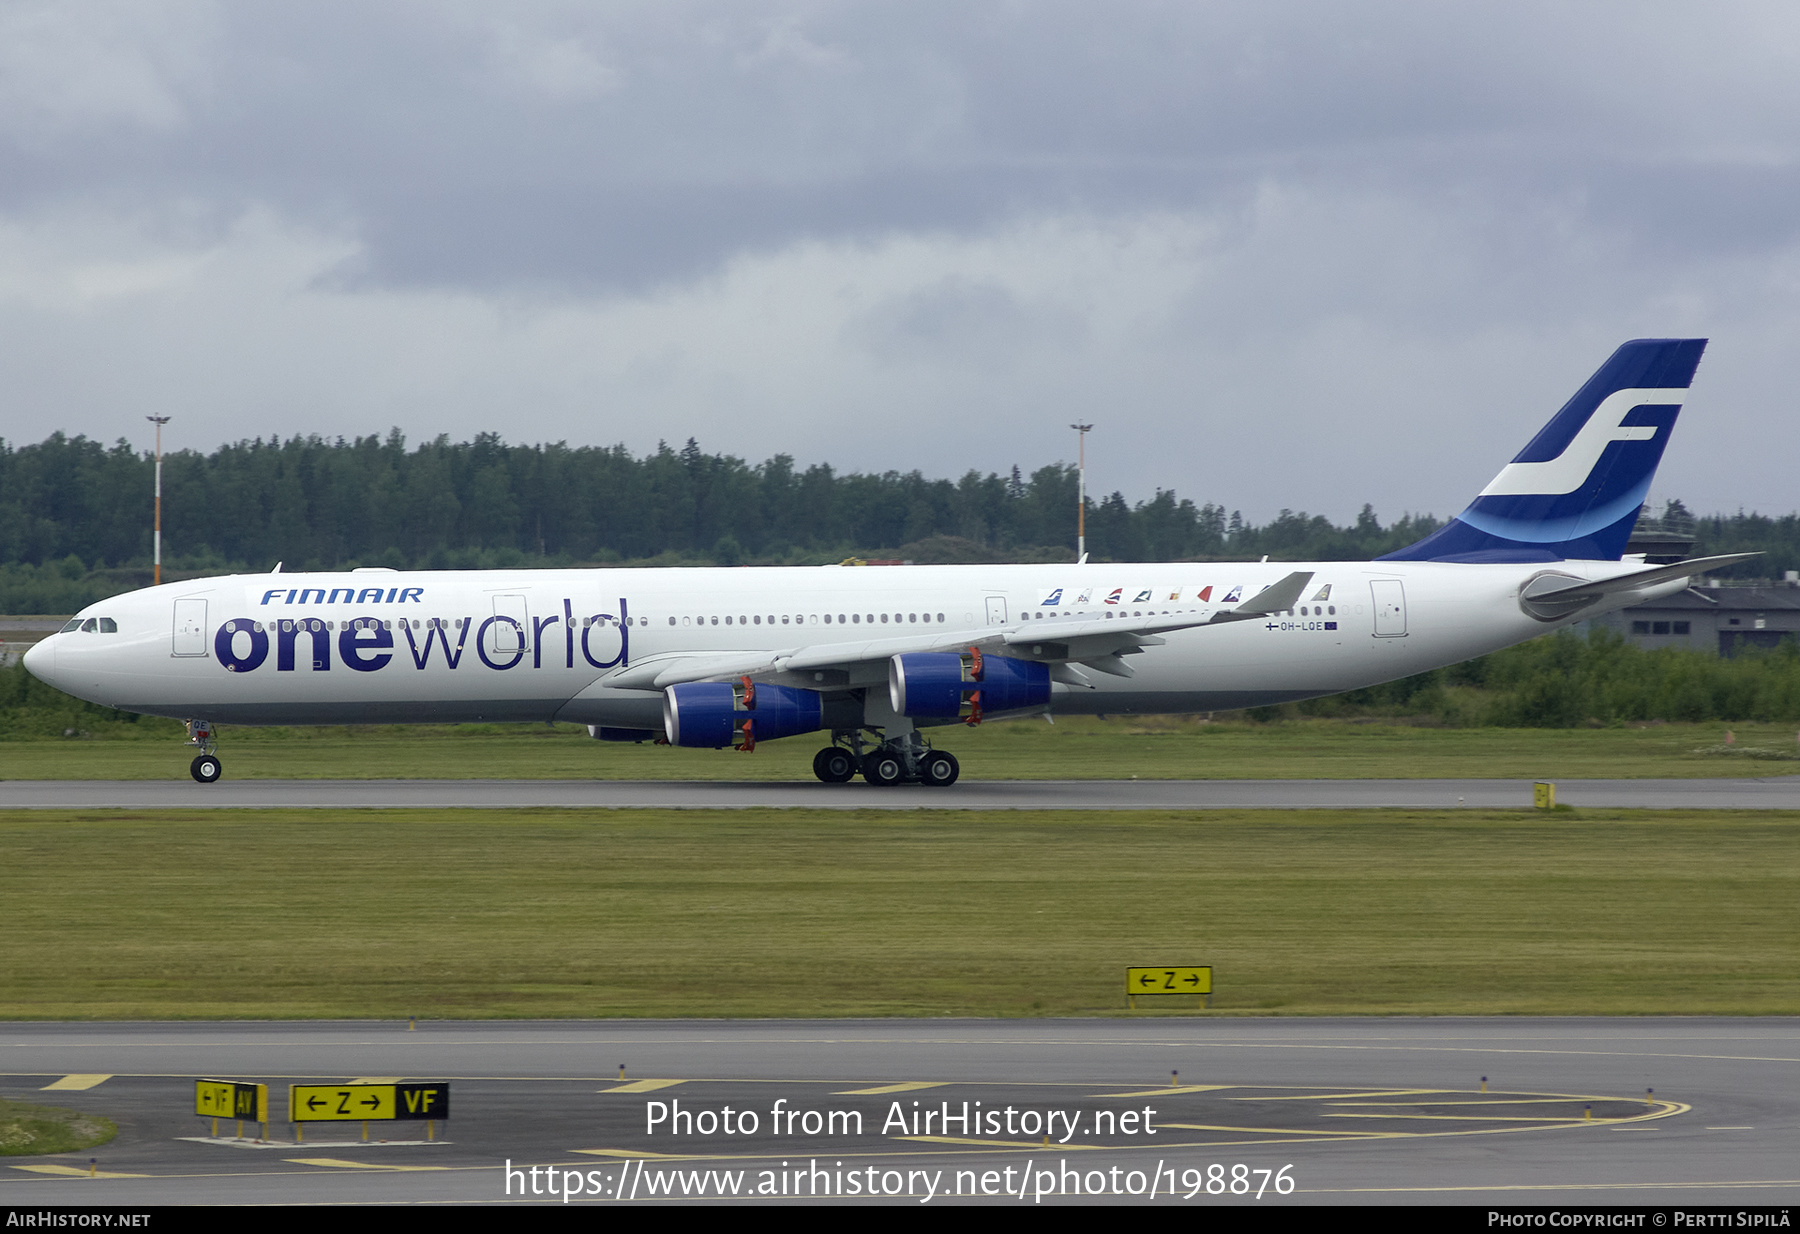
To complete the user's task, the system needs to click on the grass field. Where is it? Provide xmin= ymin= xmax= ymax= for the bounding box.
xmin=2 ymin=807 xmax=1794 ymax=1019
xmin=6 ymin=717 xmax=1800 ymax=780
xmin=0 ymin=1098 xmax=116 ymax=1156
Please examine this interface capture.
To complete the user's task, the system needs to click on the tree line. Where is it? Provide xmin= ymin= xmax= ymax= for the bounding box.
xmin=0 ymin=429 xmax=1442 ymax=571
xmin=0 ymin=431 xmax=1792 ymax=615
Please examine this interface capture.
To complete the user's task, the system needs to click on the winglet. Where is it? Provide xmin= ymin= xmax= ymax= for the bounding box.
xmin=1208 ymin=571 xmax=1315 ymax=624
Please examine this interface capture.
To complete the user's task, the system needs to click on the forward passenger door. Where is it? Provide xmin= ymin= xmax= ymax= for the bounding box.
xmin=172 ymin=599 xmax=207 ymax=657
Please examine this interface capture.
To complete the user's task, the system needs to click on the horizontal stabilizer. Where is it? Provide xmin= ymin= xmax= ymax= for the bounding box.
xmin=1519 ymin=553 xmax=1759 ymax=619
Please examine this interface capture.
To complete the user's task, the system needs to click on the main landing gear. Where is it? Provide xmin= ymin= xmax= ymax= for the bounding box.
xmin=811 ymin=746 xmax=858 ymax=783
xmin=186 ymin=719 xmax=222 ymax=783
xmin=810 ymin=732 xmax=959 ymax=787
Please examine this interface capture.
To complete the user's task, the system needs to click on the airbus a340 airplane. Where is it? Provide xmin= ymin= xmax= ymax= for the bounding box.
xmin=25 ymin=339 xmax=1749 ymax=786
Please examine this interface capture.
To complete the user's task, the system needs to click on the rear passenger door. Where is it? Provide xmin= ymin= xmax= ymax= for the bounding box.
xmin=1370 ymin=580 xmax=1407 ymax=637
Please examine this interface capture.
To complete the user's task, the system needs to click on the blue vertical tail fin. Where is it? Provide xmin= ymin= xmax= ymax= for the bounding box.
xmin=1379 ymin=338 xmax=1707 ymax=563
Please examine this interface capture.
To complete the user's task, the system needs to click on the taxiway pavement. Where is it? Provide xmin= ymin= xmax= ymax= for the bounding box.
xmin=2 ymin=776 xmax=1799 ymax=809
xmin=1 ymin=1019 xmax=1795 ymax=1206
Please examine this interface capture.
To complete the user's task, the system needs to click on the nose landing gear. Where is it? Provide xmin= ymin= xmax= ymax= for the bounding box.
xmin=186 ymin=720 xmax=222 ymax=783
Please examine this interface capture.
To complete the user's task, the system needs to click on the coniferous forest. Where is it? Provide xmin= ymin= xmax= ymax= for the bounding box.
xmin=0 ymin=429 xmax=1789 ymax=614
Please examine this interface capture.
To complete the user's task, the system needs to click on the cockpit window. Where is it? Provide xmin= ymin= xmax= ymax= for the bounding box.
xmin=99 ymin=617 xmax=118 ymax=633
xmin=61 ymin=619 xmax=81 ymax=632
xmin=79 ymin=618 xmax=98 ymax=633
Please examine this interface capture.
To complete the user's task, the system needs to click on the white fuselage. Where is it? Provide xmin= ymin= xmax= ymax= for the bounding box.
xmin=25 ymin=559 xmax=1677 ymax=732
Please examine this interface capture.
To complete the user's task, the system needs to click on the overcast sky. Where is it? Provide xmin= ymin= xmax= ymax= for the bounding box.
xmin=1 ymin=1 xmax=1797 ymax=525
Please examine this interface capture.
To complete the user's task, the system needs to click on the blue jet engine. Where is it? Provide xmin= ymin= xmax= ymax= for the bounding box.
xmin=888 ymin=650 xmax=1050 ymax=723
xmin=662 ymin=679 xmax=824 ymax=749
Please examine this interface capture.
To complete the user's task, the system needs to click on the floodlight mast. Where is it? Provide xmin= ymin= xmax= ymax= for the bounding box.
xmin=146 ymin=416 xmax=170 ymax=586
xmin=1070 ymin=422 xmax=1092 ymax=563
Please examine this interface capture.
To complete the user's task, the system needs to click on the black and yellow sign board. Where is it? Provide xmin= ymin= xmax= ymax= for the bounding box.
xmin=288 ymin=1082 xmax=450 ymax=1123
xmin=195 ymin=1080 xmax=267 ymax=1122
xmin=1127 ymin=966 xmax=1213 ymax=997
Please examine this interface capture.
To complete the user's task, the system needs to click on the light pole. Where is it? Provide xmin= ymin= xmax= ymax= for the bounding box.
xmin=146 ymin=416 xmax=170 ymax=586
xmin=1070 ymin=422 xmax=1092 ymax=563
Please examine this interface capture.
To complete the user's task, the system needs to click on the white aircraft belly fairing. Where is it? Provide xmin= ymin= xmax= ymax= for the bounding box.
xmin=23 ymin=340 xmax=1749 ymax=785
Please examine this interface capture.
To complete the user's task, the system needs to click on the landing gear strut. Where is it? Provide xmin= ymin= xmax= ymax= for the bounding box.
xmin=812 ymin=729 xmax=960 ymax=787
xmin=186 ymin=720 xmax=222 ymax=784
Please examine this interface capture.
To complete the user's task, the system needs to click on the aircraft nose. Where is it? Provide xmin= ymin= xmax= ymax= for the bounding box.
xmin=21 ymin=636 xmax=54 ymax=684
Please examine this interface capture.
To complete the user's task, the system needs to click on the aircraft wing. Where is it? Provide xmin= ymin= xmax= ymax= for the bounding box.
xmin=603 ymin=571 xmax=1317 ymax=690
xmin=603 ymin=652 xmax=798 ymax=691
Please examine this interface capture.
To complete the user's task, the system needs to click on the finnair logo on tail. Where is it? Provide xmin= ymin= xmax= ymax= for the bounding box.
xmin=1479 ymin=388 xmax=1686 ymax=498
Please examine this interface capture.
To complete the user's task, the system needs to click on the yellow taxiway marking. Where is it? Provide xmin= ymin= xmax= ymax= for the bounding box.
xmin=1166 ymin=1100 xmax=1688 ymax=1144
xmin=11 ymin=1164 xmax=146 ymax=1178
xmin=1098 ymin=1085 xmax=1235 ymax=1098
xmin=1158 ymin=1123 xmax=1394 ymax=1138
xmin=1245 ymin=1100 xmax=1454 ymax=1108
xmin=1328 ymin=1098 xmax=1636 ymax=1107
xmin=895 ymin=1136 xmax=1099 ymax=1150
xmin=1325 ymin=1113 xmax=1596 ymax=1123
xmin=599 ymin=1079 xmax=686 ymax=1093
xmin=348 ymin=1077 xmax=403 ymax=1084
xmin=834 ymin=1082 xmax=948 ymax=1095
xmin=574 ymin=1149 xmax=709 ymax=1159
xmin=286 ymin=1158 xmax=448 ymax=1171
xmin=40 ymin=1074 xmax=111 ymax=1091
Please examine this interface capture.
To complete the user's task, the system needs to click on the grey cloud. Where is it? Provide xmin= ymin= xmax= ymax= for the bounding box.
xmin=4 ymin=2 xmax=1800 ymax=525
xmin=850 ymin=276 xmax=1087 ymax=368
xmin=5 ymin=2 xmax=1799 ymax=292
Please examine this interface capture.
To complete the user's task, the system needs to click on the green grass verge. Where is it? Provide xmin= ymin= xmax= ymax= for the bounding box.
xmin=0 ymin=1097 xmax=116 ymax=1156
xmin=2 ymin=808 xmax=1794 ymax=1018
xmin=6 ymin=717 xmax=1800 ymax=780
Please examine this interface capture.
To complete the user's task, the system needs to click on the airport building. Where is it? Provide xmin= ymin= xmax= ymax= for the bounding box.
xmin=1592 ymin=577 xmax=1800 ymax=656
xmin=1588 ymin=512 xmax=1800 ymax=656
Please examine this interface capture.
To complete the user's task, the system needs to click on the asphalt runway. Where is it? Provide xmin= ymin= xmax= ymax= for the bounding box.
xmin=3 ymin=776 xmax=1800 ymax=809
xmin=1 ymin=1019 xmax=1795 ymax=1206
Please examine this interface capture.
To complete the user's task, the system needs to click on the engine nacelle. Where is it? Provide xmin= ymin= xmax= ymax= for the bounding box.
xmin=888 ymin=652 xmax=973 ymax=717
xmin=662 ymin=680 xmax=823 ymax=748
xmin=889 ymin=651 xmax=1050 ymax=720
xmin=976 ymin=654 xmax=1053 ymax=711
xmin=740 ymin=681 xmax=824 ymax=743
